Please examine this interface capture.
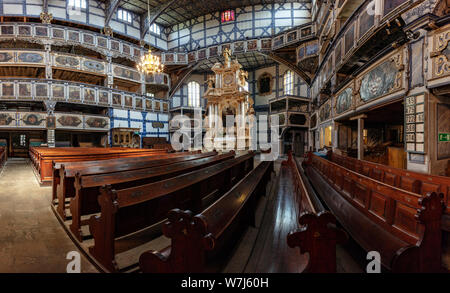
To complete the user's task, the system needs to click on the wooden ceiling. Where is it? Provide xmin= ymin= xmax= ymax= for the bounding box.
xmin=101 ymin=0 xmax=311 ymax=27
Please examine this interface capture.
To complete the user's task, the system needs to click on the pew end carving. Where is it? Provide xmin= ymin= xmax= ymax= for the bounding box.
xmin=287 ymin=211 xmax=348 ymax=273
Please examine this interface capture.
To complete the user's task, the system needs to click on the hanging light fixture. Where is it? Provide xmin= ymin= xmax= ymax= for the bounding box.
xmin=137 ymin=0 xmax=164 ymax=75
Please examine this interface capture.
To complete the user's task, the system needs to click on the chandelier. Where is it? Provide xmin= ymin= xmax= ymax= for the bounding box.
xmin=137 ymin=48 xmax=164 ymax=74
xmin=137 ymin=0 xmax=164 ymax=75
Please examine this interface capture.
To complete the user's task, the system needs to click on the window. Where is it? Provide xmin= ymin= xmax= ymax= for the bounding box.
xmin=117 ymin=8 xmax=132 ymax=23
xmin=68 ymin=0 xmax=87 ymax=9
xmin=283 ymin=70 xmax=294 ymax=95
xmin=221 ymin=10 xmax=235 ymax=22
xmin=188 ymin=81 xmax=200 ymax=107
xmin=150 ymin=23 xmax=161 ymax=35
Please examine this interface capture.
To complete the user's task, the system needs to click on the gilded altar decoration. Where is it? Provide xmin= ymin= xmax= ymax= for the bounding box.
xmin=204 ymin=49 xmax=254 ymax=150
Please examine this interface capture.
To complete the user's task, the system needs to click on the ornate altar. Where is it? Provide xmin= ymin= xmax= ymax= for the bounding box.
xmin=111 ymin=127 xmax=141 ymax=148
xmin=204 ymin=49 xmax=255 ymax=150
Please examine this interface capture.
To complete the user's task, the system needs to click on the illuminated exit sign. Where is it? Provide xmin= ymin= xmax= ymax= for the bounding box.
xmin=439 ymin=133 xmax=450 ymax=142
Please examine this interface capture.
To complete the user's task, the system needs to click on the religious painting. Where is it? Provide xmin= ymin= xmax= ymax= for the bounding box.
xmin=306 ymin=41 xmax=318 ymax=56
xmin=0 ymin=52 xmax=13 ymax=63
xmin=234 ymin=42 xmax=244 ymax=52
xmin=135 ymin=98 xmax=143 ymax=109
xmin=278 ymin=113 xmax=285 ymax=125
xmin=35 ymin=26 xmax=48 ymax=36
xmin=18 ymin=84 xmax=31 ymax=98
xmin=35 ymin=84 xmax=48 ymax=98
xmin=122 ymin=44 xmax=131 ymax=55
xmin=384 ymin=0 xmax=408 ymax=16
xmin=113 ymin=66 xmax=140 ymax=81
xmin=124 ymin=96 xmax=133 ymax=108
xmin=178 ymin=53 xmax=186 ymax=63
xmin=83 ymin=60 xmax=105 ymax=74
xmin=261 ymin=39 xmax=272 ymax=50
xmin=83 ymin=34 xmax=94 ymax=45
xmin=273 ymin=36 xmax=284 ymax=48
xmin=155 ymin=74 xmax=164 ymax=84
xmin=21 ymin=113 xmax=45 ymax=127
xmin=165 ymin=53 xmax=174 ymax=63
xmin=97 ymin=37 xmax=108 ymax=48
xmin=99 ymin=91 xmax=109 ymax=104
xmin=52 ymin=85 xmax=65 ymax=100
xmin=209 ymin=47 xmax=218 ymax=57
xmin=134 ymin=48 xmax=141 ymax=58
xmin=55 ymin=55 xmax=80 ymax=68
xmin=163 ymin=103 xmax=169 ymax=112
xmin=145 ymin=99 xmax=153 ymax=111
xmin=86 ymin=117 xmax=108 ymax=129
xmin=1 ymin=26 xmax=14 ymax=35
xmin=68 ymin=31 xmax=80 ymax=42
xmin=359 ymin=1 xmax=375 ymax=38
xmin=188 ymin=52 xmax=196 ymax=63
xmin=57 ymin=115 xmax=82 ymax=127
xmin=0 ymin=113 xmax=15 ymax=126
xmin=319 ymin=102 xmax=331 ymax=122
xmin=18 ymin=26 xmax=31 ymax=36
xmin=257 ymin=73 xmax=273 ymax=96
xmin=84 ymin=88 xmax=95 ymax=103
xmin=335 ymin=87 xmax=353 ymax=114
xmin=298 ymin=46 xmax=305 ymax=60
xmin=69 ymin=87 xmax=81 ymax=101
xmin=287 ymin=31 xmax=297 ymax=43
xmin=247 ymin=40 xmax=257 ymax=51
xmin=112 ymin=93 xmax=122 ymax=106
xmin=18 ymin=52 xmax=44 ymax=64
xmin=198 ymin=49 xmax=206 ymax=60
xmin=53 ymin=28 xmax=65 ymax=39
xmin=344 ymin=24 xmax=355 ymax=55
xmin=46 ymin=116 xmax=56 ymax=129
xmin=110 ymin=40 xmax=120 ymax=51
xmin=152 ymin=122 xmax=164 ymax=129
xmin=301 ymin=26 xmax=312 ymax=38
xmin=2 ymin=83 xmax=14 ymax=97
xmin=432 ymin=28 xmax=449 ymax=79
xmin=155 ymin=101 xmax=161 ymax=111
xmin=360 ymin=59 xmax=398 ymax=102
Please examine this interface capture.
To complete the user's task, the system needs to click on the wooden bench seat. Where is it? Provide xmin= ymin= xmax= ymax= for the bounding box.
xmin=30 ymin=147 xmax=169 ymax=183
xmin=328 ymin=151 xmax=450 ymax=216
xmin=138 ymin=160 xmax=273 ymax=273
xmin=52 ymin=150 xmax=205 ymax=205
xmin=304 ymin=152 xmax=445 ymax=272
xmin=88 ymin=152 xmax=255 ymax=272
xmin=282 ymin=151 xmax=348 ymax=273
xmin=68 ymin=152 xmax=235 ymax=241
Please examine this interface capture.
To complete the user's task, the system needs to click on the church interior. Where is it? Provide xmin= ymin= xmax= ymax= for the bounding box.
xmin=0 ymin=0 xmax=449 ymax=275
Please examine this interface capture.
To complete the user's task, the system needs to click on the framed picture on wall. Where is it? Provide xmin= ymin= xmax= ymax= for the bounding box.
xmin=46 ymin=116 xmax=56 ymax=130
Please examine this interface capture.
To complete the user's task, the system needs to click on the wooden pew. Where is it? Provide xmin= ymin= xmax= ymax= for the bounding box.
xmin=139 ymin=160 xmax=273 ymax=273
xmin=328 ymin=151 xmax=450 ymax=216
xmin=283 ymin=151 xmax=348 ymax=273
xmin=68 ymin=152 xmax=234 ymax=241
xmin=304 ymin=152 xmax=445 ymax=272
xmin=88 ymin=152 xmax=255 ymax=272
xmin=52 ymin=150 xmax=204 ymax=204
xmin=30 ymin=147 xmax=169 ymax=183
xmin=0 ymin=146 xmax=6 ymax=170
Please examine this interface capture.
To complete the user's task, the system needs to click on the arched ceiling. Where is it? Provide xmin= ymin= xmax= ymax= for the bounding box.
xmin=103 ymin=0 xmax=311 ymax=27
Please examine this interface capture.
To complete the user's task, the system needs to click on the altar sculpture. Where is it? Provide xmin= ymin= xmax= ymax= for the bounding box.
xmin=204 ymin=49 xmax=255 ymax=150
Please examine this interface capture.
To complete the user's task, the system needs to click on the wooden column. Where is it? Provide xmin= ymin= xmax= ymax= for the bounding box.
xmin=357 ymin=118 xmax=364 ymax=160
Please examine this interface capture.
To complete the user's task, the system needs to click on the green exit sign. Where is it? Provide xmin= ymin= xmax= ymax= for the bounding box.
xmin=439 ymin=133 xmax=450 ymax=142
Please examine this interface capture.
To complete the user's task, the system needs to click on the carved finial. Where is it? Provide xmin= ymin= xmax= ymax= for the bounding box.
xmin=103 ymin=26 xmax=113 ymax=37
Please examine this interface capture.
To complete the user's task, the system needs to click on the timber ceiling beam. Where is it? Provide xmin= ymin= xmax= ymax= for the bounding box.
xmin=140 ymin=0 xmax=177 ymax=40
xmin=263 ymin=52 xmax=312 ymax=85
xmin=168 ymin=62 xmax=201 ymax=99
xmin=105 ymin=0 xmax=122 ymax=26
xmin=43 ymin=0 xmax=48 ymax=13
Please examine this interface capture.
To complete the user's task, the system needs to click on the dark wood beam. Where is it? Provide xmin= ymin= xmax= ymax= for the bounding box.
xmin=140 ymin=0 xmax=177 ymax=39
xmin=105 ymin=0 xmax=122 ymax=26
xmin=168 ymin=62 xmax=201 ymax=99
xmin=261 ymin=52 xmax=312 ymax=85
xmin=43 ymin=0 xmax=49 ymax=13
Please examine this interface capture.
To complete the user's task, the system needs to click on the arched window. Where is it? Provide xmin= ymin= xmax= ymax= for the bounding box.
xmin=283 ymin=70 xmax=294 ymax=96
xmin=188 ymin=81 xmax=200 ymax=107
